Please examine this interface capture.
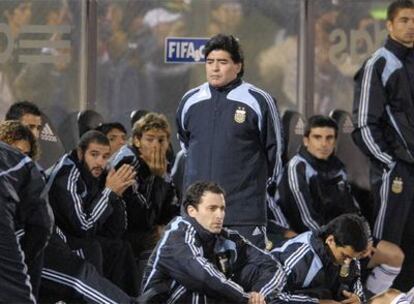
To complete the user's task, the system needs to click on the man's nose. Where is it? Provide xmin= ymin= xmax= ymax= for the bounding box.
xmin=97 ymin=157 xmax=106 ymax=166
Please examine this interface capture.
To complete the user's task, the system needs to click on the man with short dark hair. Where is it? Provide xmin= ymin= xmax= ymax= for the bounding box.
xmin=276 ymin=115 xmax=405 ymax=299
xmin=0 ymin=124 xmax=139 ymax=303
xmin=47 ymin=130 xmax=140 ymax=296
xmin=96 ymin=122 xmax=127 ymax=156
xmin=176 ymin=34 xmax=283 ymax=248
xmin=352 ymin=0 xmax=414 ymax=290
xmin=270 ymin=214 xmax=369 ymax=304
xmin=5 ymin=101 xmax=43 ymax=139
xmin=141 ymin=181 xmax=284 ymax=304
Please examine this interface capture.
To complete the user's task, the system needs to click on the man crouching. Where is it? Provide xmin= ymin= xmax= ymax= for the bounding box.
xmin=140 ymin=181 xmax=285 ymax=303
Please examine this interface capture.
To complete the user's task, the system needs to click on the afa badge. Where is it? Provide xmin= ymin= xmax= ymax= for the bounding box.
xmin=234 ymin=107 xmax=246 ymax=124
xmin=391 ymin=177 xmax=403 ymax=194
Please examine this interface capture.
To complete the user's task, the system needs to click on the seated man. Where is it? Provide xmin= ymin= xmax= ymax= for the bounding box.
xmin=96 ymin=122 xmax=127 ymax=156
xmin=0 ymin=120 xmax=52 ymax=300
xmin=0 ymin=120 xmax=39 ymax=160
xmin=0 ymin=140 xmax=53 ymax=302
xmin=0 ymin=121 xmax=138 ymax=303
xmin=141 ymin=181 xmax=284 ymax=304
xmin=5 ymin=101 xmax=43 ymax=139
xmin=110 ymin=112 xmax=179 ymax=257
xmin=47 ymin=130 xmax=139 ymax=296
xmin=270 ymin=214 xmax=410 ymax=304
xmin=275 ymin=115 xmax=404 ymax=298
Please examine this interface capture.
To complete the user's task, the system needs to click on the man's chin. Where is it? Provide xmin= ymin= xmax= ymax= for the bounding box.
xmin=211 ymin=227 xmax=223 ymax=234
xmin=91 ymin=170 xmax=103 ymax=178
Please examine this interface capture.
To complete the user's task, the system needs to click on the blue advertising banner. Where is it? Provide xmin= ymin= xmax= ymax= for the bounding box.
xmin=165 ymin=37 xmax=209 ymax=63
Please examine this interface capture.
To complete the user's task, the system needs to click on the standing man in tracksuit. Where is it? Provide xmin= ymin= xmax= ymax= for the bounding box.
xmin=352 ymin=0 xmax=414 ymax=290
xmin=0 ymin=141 xmax=53 ymax=303
xmin=176 ymin=34 xmax=283 ymax=248
xmin=141 ymin=181 xmax=285 ymax=304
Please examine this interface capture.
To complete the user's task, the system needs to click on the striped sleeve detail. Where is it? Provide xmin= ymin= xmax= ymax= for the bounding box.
xmin=143 ymin=217 xmax=249 ymax=300
xmin=259 ymin=263 xmax=286 ymax=297
xmin=66 ymin=167 xmax=110 ymax=231
xmin=283 ymin=243 xmax=312 ymax=275
xmin=276 ymin=292 xmax=319 ymax=303
xmin=0 ymin=156 xmax=31 ymax=177
xmin=250 ymin=86 xmax=283 ymax=183
xmin=273 ymin=243 xmax=319 ymax=303
xmin=357 ymin=53 xmax=393 ymax=165
xmin=42 ymin=268 xmax=118 ymax=304
xmin=267 ymin=193 xmax=290 ymax=229
xmin=287 ymin=158 xmax=320 ymax=231
xmin=167 ymin=286 xmax=187 ymax=304
xmin=184 ymin=226 xmax=248 ymax=296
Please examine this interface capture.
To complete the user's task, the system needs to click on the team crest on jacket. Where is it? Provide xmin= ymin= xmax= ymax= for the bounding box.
xmin=391 ymin=177 xmax=403 ymax=194
xmin=234 ymin=107 xmax=246 ymax=123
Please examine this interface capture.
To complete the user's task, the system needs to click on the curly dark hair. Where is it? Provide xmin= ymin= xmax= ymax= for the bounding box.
xmin=0 ymin=120 xmax=39 ymax=160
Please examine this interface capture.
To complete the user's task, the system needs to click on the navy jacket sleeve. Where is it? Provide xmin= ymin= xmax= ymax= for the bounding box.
xmin=263 ymin=96 xmax=283 ymax=186
xmin=228 ymin=230 xmax=285 ymax=299
xmin=98 ymin=196 xmax=127 ymax=239
xmin=49 ymin=166 xmax=114 ymax=237
xmin=176 ymin=91 xmax=193 ymax=153
xmin=14 ymin=158 xmax=53 ymax=263
xmin=352 ymin=57 xmax=394 ymax=166
xmin=286 ymin=160 xmax=324 ymax=232
xmin=271 ymin=243 xmax=321 ymax=303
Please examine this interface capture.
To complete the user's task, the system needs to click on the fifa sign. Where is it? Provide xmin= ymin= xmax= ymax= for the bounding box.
xmin=165 ymin=37 xmax=209 ymax=63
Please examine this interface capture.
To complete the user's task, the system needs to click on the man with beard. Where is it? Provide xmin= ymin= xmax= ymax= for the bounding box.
xmin=0 ymin=121 xmax=140 ymax=303
xmin=47 ymin=130 xmax=140 ymax=296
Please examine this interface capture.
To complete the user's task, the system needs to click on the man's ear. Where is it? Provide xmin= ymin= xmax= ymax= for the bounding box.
xmin=187 ymin=205 xmax=197 ymax=217
xmin=133 ymin=136 xmax=140 ymax=148
xmin=325 ymin=235 xmax=335 ymax=246
xmin=77 ymin=148 xmax=83 ymax=161
xmin=236 ymin=62 xmax=242 ymax=74
xmin=303 ymin=136 xmax=309 ymax=147
xmin=386 ymin=20 xmax=393 ymax=33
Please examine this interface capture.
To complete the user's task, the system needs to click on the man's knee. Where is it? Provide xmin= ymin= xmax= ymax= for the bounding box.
xmin=376 ymin=240 xmax=405 ymax=267
xmin=369 ymin=289 xmax=401 ymax=304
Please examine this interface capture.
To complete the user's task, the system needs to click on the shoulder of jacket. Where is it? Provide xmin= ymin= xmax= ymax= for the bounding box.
xmin=288 ymin=154 xmax=307 ymax=170
xmin=181 ymin=83 xmax=209 ymax=102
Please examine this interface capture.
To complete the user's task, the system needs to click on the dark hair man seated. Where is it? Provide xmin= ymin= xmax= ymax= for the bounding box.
xmin=270 ymin=214 xmax=369 ymax=303
xmin=95 ymin=122 xmax=127 ymax=156
xmin=0 ymin=122 xmax=139 ymax=303
xmin=274 ymin=115 xmax=405 ymax=300
xmin=0 ymin=140 xmax=53 ymax=302
xmin=5 ymin=101 xmax=43 ymax=139
xmin=140 ymin=181 xmax=285 ymax=304
xmin=47 ymin=130 xmax=140 ymax=296
xmin=271 ymin=214 xmax=412 ymax=304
